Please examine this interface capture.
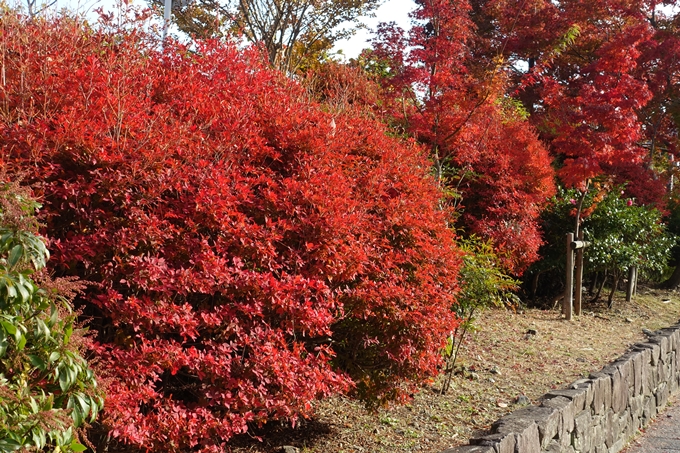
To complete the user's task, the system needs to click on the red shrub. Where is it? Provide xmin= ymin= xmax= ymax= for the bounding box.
xmin=452 ymin=103 xmax=556 ymax=274
xmin=0 ymin=12 xmax=460 ymax=451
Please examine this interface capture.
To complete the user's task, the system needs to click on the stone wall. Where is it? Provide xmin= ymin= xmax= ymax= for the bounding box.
xmin=442 ymin=323 xmax=680 ymax=453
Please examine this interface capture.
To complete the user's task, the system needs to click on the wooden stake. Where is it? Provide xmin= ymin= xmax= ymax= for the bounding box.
xmin=626 ymin=266 xmax=637 ymax=302
xmin=564 ymin=232 xmax=574 ymax=320
xmin=574 ymin=230 xmax=584 ymax=316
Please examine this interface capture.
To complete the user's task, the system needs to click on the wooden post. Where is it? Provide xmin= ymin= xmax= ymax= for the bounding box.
xmin=564 ymin=232 xmax=574 ymax=320
xmin=626 ymin=266 xmax=637 ymax=302
xmin=574 ymin=229 xmax=584 ymax=316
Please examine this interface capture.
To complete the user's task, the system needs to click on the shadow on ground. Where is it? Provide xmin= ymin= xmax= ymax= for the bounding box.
xmin=229 ymin=418 xmax=336 ymax=451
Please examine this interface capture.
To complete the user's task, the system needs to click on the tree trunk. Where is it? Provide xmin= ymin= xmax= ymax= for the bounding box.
xmin=608 ymin=270 xmax=621 ymax=309
xmin=661 ymin=264 xmax=680 ymax=289
xmin=530 ymin=271 xmax=541 ymax=300
xmin=589 ymin=271 xmax=598 ymax=295
xmin=660 ymin=246 xmax=680 ymax=288
xmin=591 ymin=269 xmax=607 ymax=303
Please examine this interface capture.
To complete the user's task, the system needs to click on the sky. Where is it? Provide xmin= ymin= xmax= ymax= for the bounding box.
xmin=333 ymin=0 xmax=416 ymax=58
xmin=29 ymin=0 xmax=416 ymax=58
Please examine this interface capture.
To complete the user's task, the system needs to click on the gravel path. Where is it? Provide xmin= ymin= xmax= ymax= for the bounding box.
xmin=624 ymin=396 xmax=680 ymax=453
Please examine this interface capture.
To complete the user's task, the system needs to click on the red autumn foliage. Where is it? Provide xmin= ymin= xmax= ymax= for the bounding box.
xmin=365 ymin=0 xmax=556 ymax=274
xmin=0 ymin=11 xmax=460 ymax=452
xmin=300 ymin=62 xmax=382 ymax=115
xmin=633 ymin=11 xmax=680 ymax=203
xmin=536 ymin=21 xmax=654 ymax=189
xmin=479 ymin=0 xmax=663 ymax=200
xmin=604 ymin=161 xmax=668 ymax=208
xmin=451 ymin=103 xmax=557 ymax=273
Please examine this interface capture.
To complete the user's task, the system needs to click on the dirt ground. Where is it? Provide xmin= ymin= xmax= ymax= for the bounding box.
xmin=229 ymin=286 xmax=680 ymax=453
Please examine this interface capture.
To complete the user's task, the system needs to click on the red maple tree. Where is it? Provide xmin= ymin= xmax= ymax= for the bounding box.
xmin=480 ymin=0 xmax=668 ymax=203
xmin=364 ymin=0 xmax=556 ymax=274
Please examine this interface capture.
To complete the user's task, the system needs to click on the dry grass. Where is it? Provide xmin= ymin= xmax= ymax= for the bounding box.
xmin=230 ymin=287 xmax=680 ymax=453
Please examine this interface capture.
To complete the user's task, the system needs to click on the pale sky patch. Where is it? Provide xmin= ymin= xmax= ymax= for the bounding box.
xmin=18 ymin=0 xmax=415 ymax=58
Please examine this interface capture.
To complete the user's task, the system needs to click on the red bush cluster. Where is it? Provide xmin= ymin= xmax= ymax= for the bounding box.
xmin=0 ymin=13 xmax=460 ymax=451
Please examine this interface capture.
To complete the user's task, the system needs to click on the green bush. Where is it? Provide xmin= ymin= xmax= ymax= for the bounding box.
xmin=585 ymin=190 xmax=675 ymax=303
xmin=526 ymin=185 xmax=675 ymax=304
xmin=440 ymin=237 xmax=517 ymax=394
xmin=0 ymin=179 xmax=103 ymax=453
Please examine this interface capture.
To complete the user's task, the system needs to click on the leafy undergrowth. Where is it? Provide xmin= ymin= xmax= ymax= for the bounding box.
xmin=228 ymin=287 xmax=680 ymax=453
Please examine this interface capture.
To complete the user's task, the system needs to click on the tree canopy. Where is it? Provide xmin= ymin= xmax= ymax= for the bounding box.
xmin=153 ymin=0 xmax=381 ymax=72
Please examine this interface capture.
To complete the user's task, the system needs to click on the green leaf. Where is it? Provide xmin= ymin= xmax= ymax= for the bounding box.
xmin=71 ymin=404 xmax=83 ymax=427
xmin=49 ymin=351 xmax=61 ymax=363
xmin=0 ymin=320 xmax=16 ymax=335
xmin=7 ymin=244 xmax=23 ymax=268
xmin=36 ymin=318 xmax=50 ymax=339
xmin=16 ymin=333 xmax=26 ymax=351
xmin=0 ymin=438 xmax=22 ymax=452
xmin=31 ymin=427 xmax=46 ymax=450
xmin=70 ymin=441 xmax=87 ymax=452
xmin=28 ymin=354 xmax=46 ymax=371
xmin=43 ymin=393 xmax=55 ymax=411
xmin=29 ymin=397 xmax=39 ymax=413
xmin=64 ymin=323 xmax=73 ymax=345
xmin=0 ymin=231 xmax=12 ymax=247
xmin=68 ymin=366 xmax=78 ymax=387
xmin=76 ymin=393 xmax=91 ymax=419
xmin=5 ymin=280 xmax=17 ymax=299
xmin=59 ymin=367 xmax=70 ymax=392
xmin=89 ymin=395 xmax=101 ymax=423
xmin=16 ymin=281 xmax=30 ymax=302
xmin=49 ymin=303 xmax=58 ymax=327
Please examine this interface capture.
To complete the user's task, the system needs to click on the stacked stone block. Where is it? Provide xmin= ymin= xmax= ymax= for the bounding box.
xmin=442 ymin=323 xmax=680 ymax=453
